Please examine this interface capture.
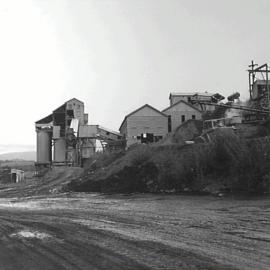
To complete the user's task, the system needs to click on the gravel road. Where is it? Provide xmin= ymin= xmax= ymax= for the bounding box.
xmin=0 ymin=193 xmax=269 ymax=270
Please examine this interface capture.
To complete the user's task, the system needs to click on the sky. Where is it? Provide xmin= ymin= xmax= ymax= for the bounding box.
xmin=0 ymin=0 xmax=269 ymax=152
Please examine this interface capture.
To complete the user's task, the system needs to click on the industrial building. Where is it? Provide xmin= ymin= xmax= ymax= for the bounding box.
xmin=162 ymin=100 xmax=202 ymax=132
xmin=169 ymin=92 xmax=224 ymax=111
xmin=118 ymin=92 xmax=225 ymax=146
xmin=35 ymin=98 xmax=124 ymax=169
xmin=119 ymin=104 xmax=168 ymax=147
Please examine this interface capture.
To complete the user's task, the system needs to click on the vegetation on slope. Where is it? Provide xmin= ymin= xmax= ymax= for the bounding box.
xmin=67 ymin=129 xmax=270 ymax=194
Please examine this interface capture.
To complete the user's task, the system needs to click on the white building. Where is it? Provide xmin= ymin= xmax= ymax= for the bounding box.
xmin=11 ymin=169 xmax=24 ymax=183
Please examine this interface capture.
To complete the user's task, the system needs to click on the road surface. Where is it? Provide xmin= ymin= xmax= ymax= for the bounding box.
xmin=0 ymin=193 xmax=269 ymax=270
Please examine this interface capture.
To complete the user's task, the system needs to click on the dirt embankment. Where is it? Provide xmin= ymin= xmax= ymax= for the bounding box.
xmin=0 ymin=167 xmax=83 ymax=198
xmin=67 ymin=130 xmax=270 ymax=194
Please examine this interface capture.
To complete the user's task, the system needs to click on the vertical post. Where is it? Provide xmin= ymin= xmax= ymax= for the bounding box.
xmin=248 ymin=60 xmax=255 ymax=100
xmin=266 ymin=64 xmax=269 ymax=113
xmin=249 ymin=72 xmax=251 ymax=99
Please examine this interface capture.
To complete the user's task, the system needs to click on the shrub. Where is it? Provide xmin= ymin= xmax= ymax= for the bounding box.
xmin=69 ymin=129 xmax=270 ymax=194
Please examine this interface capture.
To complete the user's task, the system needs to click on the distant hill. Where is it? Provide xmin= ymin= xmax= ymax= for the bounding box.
xmin=0 ymin=151 xmax=36 ymax=161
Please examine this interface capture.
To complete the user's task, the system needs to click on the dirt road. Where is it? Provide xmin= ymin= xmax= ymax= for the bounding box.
xmin=0 ymin=193 xmax=269 ymax=269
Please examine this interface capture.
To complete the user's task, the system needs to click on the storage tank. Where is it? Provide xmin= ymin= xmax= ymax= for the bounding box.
xmin=36 ymin=130 xmax=51 ymax=163
xmin=54 ymin=138 xmax=66 ymax=162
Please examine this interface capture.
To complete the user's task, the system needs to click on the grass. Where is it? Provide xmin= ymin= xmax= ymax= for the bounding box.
xmin=67 ymin=129 xmax=270 ymax=194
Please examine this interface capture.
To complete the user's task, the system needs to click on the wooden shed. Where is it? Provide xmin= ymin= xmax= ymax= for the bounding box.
xmin=11 ymin=169 xmax=25 ymax=183
xmin=119 ymin=104 xmax=168 ymax=147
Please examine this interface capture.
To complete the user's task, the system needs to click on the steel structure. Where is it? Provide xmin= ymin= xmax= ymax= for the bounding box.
xmin=248 ymin=61 xmax=270 ymax=109
xmin=35 ymin=98 xmax=125 ymax=171
xmin=191 ymin=100 xmax=270 ymax=115
xmin=189 ymin=61 xmax=270 ymax=119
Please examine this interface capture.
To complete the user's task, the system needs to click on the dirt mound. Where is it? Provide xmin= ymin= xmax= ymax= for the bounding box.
xmin=68 ymin=128 xmax=270 ymax=194
xmin=0 ymin=167 xmax=83 ymax=198
xmin=162 ymin=120 xmax=203 ymax=144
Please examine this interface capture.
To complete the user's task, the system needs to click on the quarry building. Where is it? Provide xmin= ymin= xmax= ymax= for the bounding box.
xmin=35 ymin=98 xmax=124 ymax=170
xmin=36 ymin=93 xmax=214 ymax=163
xmin=35 ymin=92 xmax=231 ymax=161
xmin=119 ymin=91 xmax=224 ymax=147
xmin=162 ymin=100 xmax=202 ymax=132
xmin=119 ymin=104 xmax=168 ymax=148
xmin=34 ymin=61 xmax=270 ymax=162
xmin=169 ymin=92 xmax=225 ymax=111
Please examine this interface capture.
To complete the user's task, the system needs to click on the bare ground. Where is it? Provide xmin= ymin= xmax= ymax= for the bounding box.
xmin=0 ymin=192 xmax=269 ymax=269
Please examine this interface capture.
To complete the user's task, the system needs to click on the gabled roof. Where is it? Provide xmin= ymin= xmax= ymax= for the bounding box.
xmin=53 ymin=98 xmax=84 ymax=113
xmin=162 ymin=100 xmax=202 ymax=113
xmin=119 ymin=104 xmax=168 ymax=131
xmin=53 ymin=103 xmax=66 ymax=113
xmin=66 ymin=98 xmax=84 ymax=104
xmin=99 ymin=125 xmax=123 ymax=137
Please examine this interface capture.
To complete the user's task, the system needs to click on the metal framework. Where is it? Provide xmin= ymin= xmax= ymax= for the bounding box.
xmin=189 ymin=61 xmax=270 ymax=117
xmin=191 ymin=100 xmax=270 ymax=114
xmin=248 ymin=61 xmax=270 ymax=108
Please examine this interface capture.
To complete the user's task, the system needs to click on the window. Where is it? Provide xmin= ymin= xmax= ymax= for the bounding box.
xmin=181 ymin=115 xmax=185 ymax=123
xmin=67 ymin=110 xmax=74 ymax=117
xmin=192 ymin=115 xmax=196 ymax=120
xmin=168 ymin=115 xmax=172 ymax=132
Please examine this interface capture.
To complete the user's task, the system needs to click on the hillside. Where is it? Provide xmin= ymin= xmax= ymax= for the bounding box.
xmin=67 ymin=129 xmax=270 ymax=194
xmin=0 ymin=151 xmax=36 ymax=161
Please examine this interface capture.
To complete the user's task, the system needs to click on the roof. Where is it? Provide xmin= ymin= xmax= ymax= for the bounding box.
xmin=193 ymin=92 xmax=225 ymax=100
xmin=119 ymin=104 xmax=168 ymax=131
xmin=53 ymin=98 xmax=84 ymax=112
xmin=193 ymin=92 xmax=217 ymax=97
xmin=98 ymin=125 xmax=123 ymax=137
xmin=162 ymin=100 xmax=202 ymax=113
xmin=66 ymin=98 xmax=84 ymax=104
xmin=35 ymin=114 xmax=53 ymax=124
xmin=169 ymin=91 xmax=217 ymax=99
xmin=53 ymin=103 xmax=66 ymax=113
xmin=169 ymin=92 xmax=197 ymax=98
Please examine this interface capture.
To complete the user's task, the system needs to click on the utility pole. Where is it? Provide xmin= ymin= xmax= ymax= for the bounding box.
xmin=266 ymin=63 xmax=269 ymax=111
xmin=248 ymin=60 xmax=258 ymax=99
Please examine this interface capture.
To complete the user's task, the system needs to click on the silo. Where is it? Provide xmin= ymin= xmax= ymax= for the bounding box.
xmin=36 ymin=130 xmax=51 ymax=163
xmin=54 ymin=138 xmax=66 ymax=162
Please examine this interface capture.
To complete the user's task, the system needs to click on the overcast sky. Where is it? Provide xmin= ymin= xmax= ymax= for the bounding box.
xmin=0 ymin=0 xmax=269 ymax=152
